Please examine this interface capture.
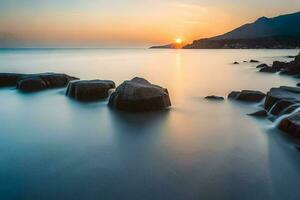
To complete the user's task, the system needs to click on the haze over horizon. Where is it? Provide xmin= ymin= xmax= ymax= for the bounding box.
xmin=1 ymin=0 xmax=300 ymax=48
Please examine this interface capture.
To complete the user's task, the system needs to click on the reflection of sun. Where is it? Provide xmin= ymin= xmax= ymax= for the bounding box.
xmin=176 ymin=38 xmax=182 ymax=44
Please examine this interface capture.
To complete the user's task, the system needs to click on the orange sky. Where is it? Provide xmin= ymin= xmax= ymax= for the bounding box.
xmin=0 ymin=0 xmax=300 ymax=47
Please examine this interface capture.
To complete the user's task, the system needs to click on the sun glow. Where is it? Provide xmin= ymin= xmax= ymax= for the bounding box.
xmin=176 ymin=38 xmax=183 ymax=44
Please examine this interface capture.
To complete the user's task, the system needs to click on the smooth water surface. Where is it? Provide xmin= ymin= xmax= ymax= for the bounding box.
xmin=0 ymin=49 xmax=300 ymax=200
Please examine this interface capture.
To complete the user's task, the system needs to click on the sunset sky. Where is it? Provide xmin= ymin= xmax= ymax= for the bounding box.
xmin=0 ymin=0 xmax=300 ymax=47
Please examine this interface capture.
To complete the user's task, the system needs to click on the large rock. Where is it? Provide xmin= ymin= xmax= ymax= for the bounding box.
xmin=228 ymin=90 xmax=265 ymax=102
xmin=66 ymin=80 xmax=115 ymax=101
xmin=0 ymin=73 xmax=25 ymax=87
xmin=264 ymin=86 xmax=300 ymax=113
xmin=17 ymin=73 xmax=78 ymax=92
xmin=108 ymin=77 xmax=171 ymax=112
xmin=279 ymin=112 xmax=300 ymax=138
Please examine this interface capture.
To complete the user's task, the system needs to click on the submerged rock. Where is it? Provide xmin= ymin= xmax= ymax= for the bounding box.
xmin=256 ymin=64 xmax=268 ymax=68
xmin=204 ymin=95 xmax=224 ymax=101
xmin=66 ymin=80 xmax=115 ymax=101
xmin=228 ymin=90 xmax=265 ymax=102
xmin=259 ymin=67 xmax=278 ymax=73
xmin=248 ymin=110 xmax=268 ymax=117
xmin=0 ymin=73 xmax=25 ymax=87
xmin=279 ymin=112 xmax=300 ymax=139
xmin=17 ymin=73 xmax=78 ymax=92
xmin=108 ymin=77 xmax=171 ymax=112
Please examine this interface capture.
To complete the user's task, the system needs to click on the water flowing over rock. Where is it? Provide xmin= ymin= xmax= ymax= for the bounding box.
xmin=66 ymin=80 xmax=115 ymax=101
xmin=228 ymin=90 xmax=265 ymax=102
xmin=279 ymin=113 xmax=300 ymax=139
xmin=17 ymin=73 xmax=78 ymax=92
xmin=264 ymin=86 xmax=300 ymax=113
xmin=108 ymin=77 xmax=171 ymax=112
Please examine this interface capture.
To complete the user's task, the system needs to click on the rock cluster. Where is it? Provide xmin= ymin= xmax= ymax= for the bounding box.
xmin=256 ymin=53 xmax=300 ymax=75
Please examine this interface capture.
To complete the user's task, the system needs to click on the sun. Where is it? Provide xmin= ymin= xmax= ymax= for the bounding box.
xmin=175 ymin=38 xmax=183 ymax=44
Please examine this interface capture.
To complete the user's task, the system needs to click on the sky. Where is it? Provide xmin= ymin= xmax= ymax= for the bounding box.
xmin=0 ymin=0 xmax=300 ymax=47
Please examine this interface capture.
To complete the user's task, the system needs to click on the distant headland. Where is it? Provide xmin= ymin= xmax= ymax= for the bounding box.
xmin=150 ymin=11 xmax=300 ymax=49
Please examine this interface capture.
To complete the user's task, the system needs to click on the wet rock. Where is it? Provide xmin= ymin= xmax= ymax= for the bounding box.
xmin=272 ymin=61 xmax=287 ymax=71
xmin=228 ymin=90 xmax=265 ymax=102
xmin=233 ymin=62 xmax=239 ymax=64
xmin=279 ymin=53 xmax=300 ymax=75
xmin=259 ymin=67 xmax=278 ymax=73
xmin=66 ymin=80 xmax=115 ymax=101
xmin=264 ymin=86 xmax=300 ymax=113
xmin=248 ymin=110 xmax=268 ymax=117
xmin=297 ymin=83 xmax=300 ymax=87
xmin=17 ymin=73 xmax=78 ymax=92
xmin=205 ymin=95 xmax=224 ymax=101
xmin=256 ymin=64 xmax=268 ymax=68
xmin=278 ymin=112 xmax=300 ymax=139
xmin=250 ymin=59 xmax=260 ymax=63
xmin=108 ymin=77 xmax=171 ymax=112
xmin=0 ymin=73 xmax=25 ymax=87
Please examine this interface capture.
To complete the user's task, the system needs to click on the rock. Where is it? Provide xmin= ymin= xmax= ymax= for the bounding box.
xmin=233 ymin=62 xmax=239 ymax=64
xmin=248 ymin=110 xmax=268 ymax=117
xmin=66 ymin=80 xmax=115 ymax=101
xmin=0 ymin=73 xmax=25 ymax=87
xmin=204 ymin=95 xmax=224 ymax=101
xmin=272 ymin=61 xmax=287 ymax=71
xmin=243 ymin=61 xmax=247 ymax=63
xmin=250 ymin=59 xmax=260 ymax=63
xmin=108 ymin=77 xmax=171 ymax=112
xmin=259 ymin=67 xmax=278 ymax=73
xmin=278 ymin=112 xmax=300 ymax=138
xmin=256 ymin=64 xmax=268 ymax=68
xmin=228 ymin=90 xmax=266 ymax=102
xmin=17 ymin=73 xmax=78 ymax=92
xmin=297 ymin=83 xmax=300 ymax=87
xmin=279 ymin=53 xmax=300 ymax=75
xmin=264 ymin=86 xmax=300 ymax=114
xmin=287 ymin=56 xmax=296 ymax=58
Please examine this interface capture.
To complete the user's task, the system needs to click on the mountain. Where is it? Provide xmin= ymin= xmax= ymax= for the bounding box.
xmin=151 ymin=11 xmax=300 ymax=49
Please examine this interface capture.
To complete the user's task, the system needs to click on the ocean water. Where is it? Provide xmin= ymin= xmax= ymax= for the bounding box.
xmin=0 ymin=48 xmax=300 ymax=200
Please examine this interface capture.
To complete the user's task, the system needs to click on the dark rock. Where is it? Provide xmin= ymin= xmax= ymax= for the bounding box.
xmin=297 ymin=83 xmax=300 ymax=87
xmin=233 ymin=62 xmax=239 ymax=64
xmin=248 ymin=110 xmax=268 ymax=117
xmin=264 ymin=86 xmax=300 ymax=113
xmin=243 ymin=61 xmax=247 ymax=63
xmin=259 ymin=67 xmax=278 ymax=73
xmin=256 ymin=64 xmax=268 ymax=68
xmin=66 ymin=80 xmax=115 ymax=101
xmin=108 ymin=77 xmax=171 ymax=112
xmin=205 ymin=95 xmax=224 ymax=101
xmin=250 ymin=60 xmax=259 ymax=63
xmin=228 ymin=91 xmax=240 ymax=99
xmin=0 ymin=73 xmax=25 ymax=87
xmin=228 ymin=90 xmax=265 ymax=102
xmin=278 ymin=112 xmax=300 ymax=139
xmin=272 ymin=61 xmax=287 ymax=71
xmin=279 ymin=53 xmax=300 ymax=75
xmin=269 ymin=99 xmax=296 ymax=115
xmin=17 ymin=73 xmax=78 ymax=92
xmin=287 ymin=56 xmax=296 ymax=58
